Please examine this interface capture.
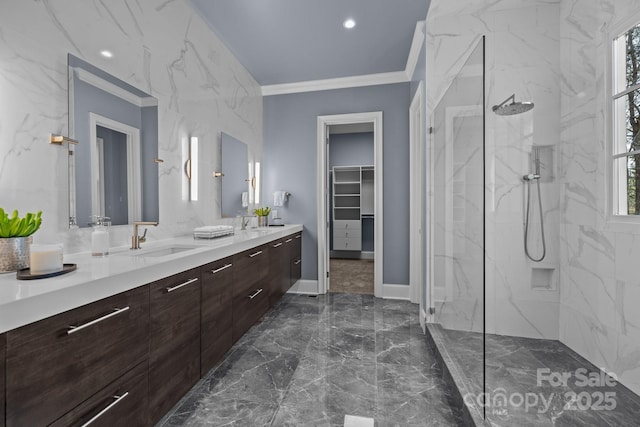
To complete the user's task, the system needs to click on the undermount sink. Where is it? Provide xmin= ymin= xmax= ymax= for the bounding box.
xmin=122 ymin=245 xmax=201 ymax=258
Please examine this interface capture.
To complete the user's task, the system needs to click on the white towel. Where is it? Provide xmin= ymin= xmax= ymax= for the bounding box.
xmin=273 ymin=190 xmax=285 ymax=207
xmin=242 ymin=191 xmax=248 ymax=208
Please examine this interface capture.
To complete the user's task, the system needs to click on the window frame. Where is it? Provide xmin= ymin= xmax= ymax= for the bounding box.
xmin=607 ymin=13 xmax=640 ymax=225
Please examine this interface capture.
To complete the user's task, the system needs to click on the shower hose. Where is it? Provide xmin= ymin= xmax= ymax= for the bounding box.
xmin=524 ymin=178 xmax=546 ymax=262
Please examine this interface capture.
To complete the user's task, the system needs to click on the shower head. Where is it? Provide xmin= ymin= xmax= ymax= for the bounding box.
xmin=492 ymin=94 xmax=534 ymax=116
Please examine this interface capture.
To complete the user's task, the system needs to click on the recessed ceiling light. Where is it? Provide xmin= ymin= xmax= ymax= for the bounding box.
xmin=100 ymin=50 xmax=113 ymax=58
xmin=343 ymin=18 xmax=356 ymax=29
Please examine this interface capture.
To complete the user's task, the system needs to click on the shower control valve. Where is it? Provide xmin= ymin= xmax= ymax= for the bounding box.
xmin=523 ymin=173 xmax=540 ymax=181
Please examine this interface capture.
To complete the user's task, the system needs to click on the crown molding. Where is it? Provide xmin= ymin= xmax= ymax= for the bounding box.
xmin=261 ymin=19 xmax=426 ymax=96
xmin=261 ymin=71 xmax=408 ymax=96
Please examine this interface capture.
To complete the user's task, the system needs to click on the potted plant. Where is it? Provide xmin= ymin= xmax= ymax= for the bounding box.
xmin=0 ymin=209 xmax=42 ymax=272
xmin=253 ymin=206 xmax=271 ymax=227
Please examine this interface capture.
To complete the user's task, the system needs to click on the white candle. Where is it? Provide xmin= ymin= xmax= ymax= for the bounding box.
xmin=30 ymin=244 xmax=63 ymax=275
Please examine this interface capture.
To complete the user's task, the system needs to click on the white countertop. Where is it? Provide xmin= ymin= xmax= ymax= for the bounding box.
xmin=0 ymin=225 xmax=303 ymax=334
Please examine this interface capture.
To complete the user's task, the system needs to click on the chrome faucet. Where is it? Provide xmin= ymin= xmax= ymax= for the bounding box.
xmin=240 ymin=215 xmax=252 ymax=230
xmin=131 ymin=221 xmax=158 ymax=249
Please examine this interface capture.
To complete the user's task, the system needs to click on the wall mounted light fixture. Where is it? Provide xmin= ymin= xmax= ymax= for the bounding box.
xmin=184 ymin=136 xmax=198 ymax=201
xmin=50 ymin=134 xmax=79 ymax=145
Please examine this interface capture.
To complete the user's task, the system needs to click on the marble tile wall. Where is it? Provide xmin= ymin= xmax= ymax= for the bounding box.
xmin=426 ymin=0 xmax=562 ymax=340
xmin=0 ymin=0 xmax=262 ymax=254
xmin=559 ymin=0 xmax=640 ymax=397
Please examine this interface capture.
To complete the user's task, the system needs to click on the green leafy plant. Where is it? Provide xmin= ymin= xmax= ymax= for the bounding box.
xmin=0 ymin=209 xmax=42 ymax=238
xmin=253 ymin=206 xmax=271 ymax=217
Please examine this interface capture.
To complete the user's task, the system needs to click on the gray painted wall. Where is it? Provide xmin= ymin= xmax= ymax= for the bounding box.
xmin=329 ymin=132 xmax=374 ymax=167
xmin=263 ymin=82 xmax=411 ymax=285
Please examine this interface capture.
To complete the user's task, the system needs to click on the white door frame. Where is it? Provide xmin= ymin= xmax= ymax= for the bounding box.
xmin=89 ymin=113 xmax=142 ymax=223
xmin=409 ymin=82 xmax=424 ymax=304
xmin=317 ymin=112 xmax=383 ymax=297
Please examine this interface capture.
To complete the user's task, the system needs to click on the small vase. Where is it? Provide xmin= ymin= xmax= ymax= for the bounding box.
xmin=257 ymin=216 xmax=268 ymax=227
xmin=0 ymin=236 xmax=32 ymax=272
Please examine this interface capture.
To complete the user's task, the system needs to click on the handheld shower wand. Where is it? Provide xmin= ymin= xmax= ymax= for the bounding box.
xmin=523 ymin=147 xmax=546 ymax=262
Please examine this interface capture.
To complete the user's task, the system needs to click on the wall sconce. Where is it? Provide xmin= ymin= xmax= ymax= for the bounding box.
xmin=50 ymin=134 xmax=79 ymax=145
xmin=184 ymin=136 xmax=198 ymax=201
xmin=246 ymin=161 xmax=260 ymax=205
xmin=255 ymin=161 xmax=261 ymax=204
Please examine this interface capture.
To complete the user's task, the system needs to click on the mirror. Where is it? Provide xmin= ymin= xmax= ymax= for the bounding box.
xmin=68 ymin=54 xmax=159 ymax=228
xmin=221 ymin=132 xmax=249 ymax=217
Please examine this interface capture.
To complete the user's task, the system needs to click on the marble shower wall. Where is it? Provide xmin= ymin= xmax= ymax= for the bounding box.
xmin=559 ymin=0 xmax=640 ymax=397
xmin=426 ymin=0 xmax=562 ymax=339
xmin=0 ymin=0 xmax=262 ymax=253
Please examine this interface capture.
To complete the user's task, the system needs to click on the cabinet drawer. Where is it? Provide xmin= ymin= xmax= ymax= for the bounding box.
xmin=149 ymin=268 xmax=201 ymax=425
xmin=334 ymin=236 xmax=362 ymax=251
xmin=50 ymin=361 xmax=148 ymax=427
xmin=232 ymin=282 xmax=268 ymax=342
xmin=201 ymin=257 xmax=234 ymax=375
xmin=333 ymin=220 xmax=361 ymax=230
xmin=5 ymin=285 xmax=149 ymax=427
xmin=333 ymin=228 xmax=361 ymax=240
xmin=233 ymin=245 xmax=269 ymax=297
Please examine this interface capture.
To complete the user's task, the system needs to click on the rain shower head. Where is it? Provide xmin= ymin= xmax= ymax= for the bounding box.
xmin=492 ymin=94 xmax=534 ymax=116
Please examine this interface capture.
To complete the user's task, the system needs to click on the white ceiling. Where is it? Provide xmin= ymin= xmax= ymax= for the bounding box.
xmin=190 ymin=0 xmax=430 ymax=87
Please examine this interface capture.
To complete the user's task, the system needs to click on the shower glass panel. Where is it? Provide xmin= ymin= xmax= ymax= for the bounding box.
xmin=431 ymin=37 xmax=485 ymax=409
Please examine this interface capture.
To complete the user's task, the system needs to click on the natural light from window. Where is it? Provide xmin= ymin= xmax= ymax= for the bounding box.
xmin=613 ymin=22 xmax=640 ymax=215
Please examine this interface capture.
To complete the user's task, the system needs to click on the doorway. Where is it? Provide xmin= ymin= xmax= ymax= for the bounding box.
xmin=316 ymin=112 xmax=383 ymax=297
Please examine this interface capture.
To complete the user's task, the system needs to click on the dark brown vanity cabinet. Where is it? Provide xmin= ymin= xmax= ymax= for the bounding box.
xmin=0 ymin=334 xmax=4 ymax=427
xmin=5 ymin=285 xmax=149 ymax=427
xmin=232 ymin=244 xmax=270 ymax=342
xmin=267 ymin=238 xmax=289 ymax=307
xmin=148 ymin=268 xmax=202 ymax=425
xmin=290 ymin=232 xmax=302 ymax=285
xmin=200 ymin=256 xmax=234 ymax=376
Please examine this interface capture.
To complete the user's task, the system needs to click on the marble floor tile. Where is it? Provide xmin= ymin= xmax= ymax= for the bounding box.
xmin=435 ymin=326 xmax=640 ymax=427
xmin=160 ymin=293 xmax=461 ymax=426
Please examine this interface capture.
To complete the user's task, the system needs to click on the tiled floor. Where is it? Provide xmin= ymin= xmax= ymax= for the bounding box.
xmin=159 ymin=294 xmax=461 ymax=426
xmin=436 ymin=327 xmax=640 ymax=426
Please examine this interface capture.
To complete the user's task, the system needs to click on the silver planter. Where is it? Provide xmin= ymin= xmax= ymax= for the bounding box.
xmin=257 ymin=216 xmax=268 ymax=227
xmin=0 ymin=236 xmax=32 ymax=272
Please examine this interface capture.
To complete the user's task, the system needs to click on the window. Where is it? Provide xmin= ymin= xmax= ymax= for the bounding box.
xmin=613 ymin=21 xmax=640 ymax=215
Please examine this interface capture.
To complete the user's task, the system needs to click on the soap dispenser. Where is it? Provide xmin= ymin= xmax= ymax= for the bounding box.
xmin=91 ymin=216 xmax=110 ymax=257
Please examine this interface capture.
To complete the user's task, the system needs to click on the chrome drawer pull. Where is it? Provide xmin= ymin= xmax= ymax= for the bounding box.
xmin=272 ymin=242 xmax=283 ymax=248
xmin=285 ymin=238 xmax=293 ymax=243
xmin=212 ymin=263 xmax=233 ymax=274
xmin=249 ymin=250 xmax=263 ymax=258
xmin=294 ymin=260 xmax=301 ymax=265
xmin=67 ymin=307 xmax=130 ymax=335
xmin=248 ymin=288 xmax=263 ymax=299
xmin=295 ymin=235 xmax=301 ymax=239
xmin=81 ymin=392 xmax=129 ymax=427
xmin=166 ymin=277 xmax=199 ymax=293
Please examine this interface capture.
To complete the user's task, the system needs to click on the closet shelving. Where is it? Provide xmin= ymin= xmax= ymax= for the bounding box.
xmin=332 ymin=165 xmax=374 ymax=251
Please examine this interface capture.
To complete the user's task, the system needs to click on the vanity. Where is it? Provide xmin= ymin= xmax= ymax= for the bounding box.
xmin=0 ymin=225 xmax=302 ymax=427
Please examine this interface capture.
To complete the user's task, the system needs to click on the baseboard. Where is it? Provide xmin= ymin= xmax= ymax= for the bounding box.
xmin=287 ymin=279 xmax=319 ymax=295
xmin=382 ymin=283 xmax=410 ymax=300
